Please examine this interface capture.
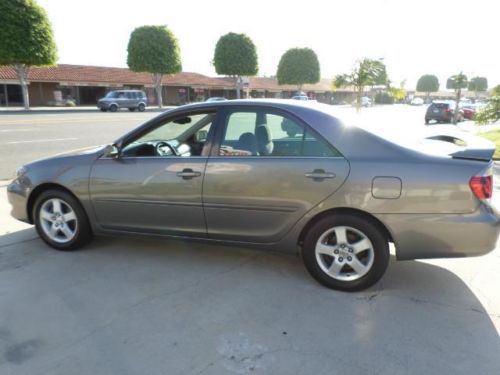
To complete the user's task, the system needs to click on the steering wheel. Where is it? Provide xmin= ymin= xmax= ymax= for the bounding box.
xmin=155 ymin=141 xmax=177 ymax=156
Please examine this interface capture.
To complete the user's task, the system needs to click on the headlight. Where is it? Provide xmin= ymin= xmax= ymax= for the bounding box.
xmin=16 ymin=166 xmax=28 ymax=178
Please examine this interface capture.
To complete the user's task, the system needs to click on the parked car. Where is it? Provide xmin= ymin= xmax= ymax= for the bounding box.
xmin=460 ymin=102 xmax=486 ymax=120
xmin=353 ymin=96 xmax=372 ymax=107
xmin=462 ymin=106 xmax=476 ymax=120
xmin=97 ymin=90 xmax=147 ymax=112
xmin=291 ymin=95 xmax=310 ymax=100
xmin=425 ymin=100 xmax=464 ymax=124
xmin=8 ymin=100 xmax=499 ymax=291
xmin=410 ymin=97 xmax=424 ymax=106
xmin=205 ymin=97 xmax=227 ymax=102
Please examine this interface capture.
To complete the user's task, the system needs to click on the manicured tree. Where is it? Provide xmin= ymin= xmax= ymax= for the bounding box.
xmin=416 ymin=75 xmax=439 ymax=103
xmin=213 ymin=33 xmax=258 ymax=99
xmin=446 ymin=72 xmax=468 ymax=123
xmin=333 ymin=58 xmax=385 ymax=110
xmin=0 ymin=0 xmax=57 ymax=109
xmin=127 ymin=25 xmax=181 ymax=108
xmin=277 ymin=48 xmax=320 ymax=93
xmin=468 ymin=77 xmax=488 ymax=98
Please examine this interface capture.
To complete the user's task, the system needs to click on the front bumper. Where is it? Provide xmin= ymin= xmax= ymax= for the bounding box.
xmin=376 ymin=203 xmax=500 ymax=260
xmin=7 ymin=178 xmax=30 ymax=223
xmin=97 ymin=101 xmax=111 ymax=109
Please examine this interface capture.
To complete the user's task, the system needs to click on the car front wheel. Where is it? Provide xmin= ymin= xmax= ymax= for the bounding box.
xmin=138 ymin=103 xmax=146 ymax=112
xmin=302 ymin=214 xmax=389 ymax=291
xmin=33 ymin=190 xmax=92 ymax=251
xmin=109 ymin=104 xmax=118 ymax=112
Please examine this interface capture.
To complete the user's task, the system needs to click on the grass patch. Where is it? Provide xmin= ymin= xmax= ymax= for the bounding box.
xmin=480 ymin=129 xmax=500 ymax=159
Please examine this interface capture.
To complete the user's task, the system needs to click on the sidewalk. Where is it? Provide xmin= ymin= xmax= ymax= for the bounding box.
xmin=0 ymin=105 xmax=175 ymax=114
xmin=457 ymin=121 xmax=500 ymax=134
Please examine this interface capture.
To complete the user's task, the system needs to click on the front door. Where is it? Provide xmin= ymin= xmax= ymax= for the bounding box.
xmin=89 ymin=110 xmax=218 ymax=237
xmin=203 ymin=107 xmax=350 ymax=243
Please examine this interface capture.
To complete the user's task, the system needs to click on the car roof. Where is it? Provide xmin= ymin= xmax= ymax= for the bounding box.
xmin=113 ymin=89 xmax=144 ymax=92
xmin=164 ymin=99 xmax=338 ymax=117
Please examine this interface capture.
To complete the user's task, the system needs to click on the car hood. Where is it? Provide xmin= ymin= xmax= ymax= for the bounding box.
xmin=25 ymin=145 xmax=108 ymax=168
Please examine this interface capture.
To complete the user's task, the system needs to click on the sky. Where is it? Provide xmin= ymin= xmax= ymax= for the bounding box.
xmin=38 ymin=0 xmax=500 ymax=90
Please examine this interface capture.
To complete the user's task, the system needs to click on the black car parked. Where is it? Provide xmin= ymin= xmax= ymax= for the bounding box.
xmin=425 ymin=101 xmax=463 ymax=124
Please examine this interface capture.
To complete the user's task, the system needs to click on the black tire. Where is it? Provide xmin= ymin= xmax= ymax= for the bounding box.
xmin=128 ymin=108 xmax=136 ymax=112
xmin=109 ymin=104 xmax=118 ymax=112
xmin=302 ymin=214 xmax=389 ymax=291
xmin=100 ymin=108 xmax=107 ymax=112
xmin=138 ymin=103 xmax=146 ymax=112
xmin=33 ymin=189 xmax=92 ymax=251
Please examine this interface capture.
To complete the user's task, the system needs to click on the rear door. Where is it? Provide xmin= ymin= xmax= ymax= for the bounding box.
xmin=202 ymin=106 xmax=350 ymax=243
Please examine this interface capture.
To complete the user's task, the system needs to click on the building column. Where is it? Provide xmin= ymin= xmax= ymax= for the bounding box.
xmin=39 ymin=82 xmax=44 ymax=105
xmin=4 ymin=84 xmax=8 ymax=107
xmin=75 ymin=86 xmax=80 ymax=105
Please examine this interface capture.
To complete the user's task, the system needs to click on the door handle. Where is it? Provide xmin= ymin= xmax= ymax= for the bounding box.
xmin=176 ymin=168 xmax=202 ymax=179
xmin=305 ymin=169 xmax=336 ymax=180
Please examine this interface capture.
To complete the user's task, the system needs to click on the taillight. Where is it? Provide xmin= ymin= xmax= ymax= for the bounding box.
xmin=469 ymin=175 xmax=492 ymax=200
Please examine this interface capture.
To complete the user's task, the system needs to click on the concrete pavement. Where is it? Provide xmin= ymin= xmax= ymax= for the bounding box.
xmin=1 ymin=189 xmax=500 ymax=374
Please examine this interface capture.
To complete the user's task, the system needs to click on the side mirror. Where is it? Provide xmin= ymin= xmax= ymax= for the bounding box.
xmin=196 ymin=130 xmax=208 ymax=142
xmin=105 ymin=144 xmax=122 ymax=159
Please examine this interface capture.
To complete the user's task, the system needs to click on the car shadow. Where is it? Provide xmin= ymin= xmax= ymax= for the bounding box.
xmin=0 ymin=230 xmax=499 ymax=374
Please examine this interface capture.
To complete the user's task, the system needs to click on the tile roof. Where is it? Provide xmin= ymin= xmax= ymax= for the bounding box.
xmin=0 ymin=64 xmax=339 ymax=92
xmin=0 ymin=64 xmax=232 ymax=89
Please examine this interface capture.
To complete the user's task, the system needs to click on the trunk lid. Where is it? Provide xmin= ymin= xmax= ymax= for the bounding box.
xmin=424 ymin=126 xmax=495 ymax=161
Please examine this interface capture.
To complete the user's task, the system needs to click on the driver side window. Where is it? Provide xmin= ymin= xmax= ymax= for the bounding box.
xmin=121 ymin=112 xmax=216 ymax=158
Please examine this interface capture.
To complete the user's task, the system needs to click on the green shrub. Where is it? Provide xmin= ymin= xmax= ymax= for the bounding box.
xmin=375 ymin=92 xmax=394 ymax=104
xmin=475 ymin=97 xmax=500 ymax=124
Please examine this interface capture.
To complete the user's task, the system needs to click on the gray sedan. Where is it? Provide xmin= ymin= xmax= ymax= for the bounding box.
xmin=7 ymin=100 xmax=500 ymax=291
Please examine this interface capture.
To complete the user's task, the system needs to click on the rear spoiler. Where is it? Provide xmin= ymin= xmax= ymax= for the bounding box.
xmin=425 ymin=126 xmax=495 ymax=161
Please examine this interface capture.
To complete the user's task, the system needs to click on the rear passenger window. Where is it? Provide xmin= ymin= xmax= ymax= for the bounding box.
xmin=219 ymin=110 xmax=341 ymax=157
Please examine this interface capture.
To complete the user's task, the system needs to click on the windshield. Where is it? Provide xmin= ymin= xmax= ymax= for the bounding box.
xmin=104 ymin=91 xmax=119 ymax=99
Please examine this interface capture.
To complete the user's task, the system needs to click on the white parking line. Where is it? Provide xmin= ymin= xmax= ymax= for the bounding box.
xmin=0 ymin=129 xmax=35 ymax=132
xmin=6 ymin=137 xmax=78 ymax=144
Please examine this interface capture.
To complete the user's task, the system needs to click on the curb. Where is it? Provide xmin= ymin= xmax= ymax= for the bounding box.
xmin=0 ymin=107 xmax=175 ymax=115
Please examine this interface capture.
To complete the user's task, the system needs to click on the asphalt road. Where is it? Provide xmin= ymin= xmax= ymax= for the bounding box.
xmin=1 ymin=105 xmax=499 ymax=374
xmin=0 ymin=111 xmax=158 ymax=179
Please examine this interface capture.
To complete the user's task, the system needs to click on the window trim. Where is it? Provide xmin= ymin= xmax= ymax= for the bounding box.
xmin=110 ymin=108 xmax=221 ymax=160
xmin=212 ymin=105 xmax=342 ymax=158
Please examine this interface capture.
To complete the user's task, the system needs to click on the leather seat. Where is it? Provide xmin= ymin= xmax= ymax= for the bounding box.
xmin=256 ymin=124 xmax=274 ymax=156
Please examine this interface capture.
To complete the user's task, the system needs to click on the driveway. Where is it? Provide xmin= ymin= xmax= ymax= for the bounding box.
xmin=0 ymin=184 xmax=499 ymax=375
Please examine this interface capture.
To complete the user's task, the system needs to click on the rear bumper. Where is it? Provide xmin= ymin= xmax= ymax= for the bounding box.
xmin=426 ymin=113 xmax=453 ymax=122
xmin=376 ymin=204 xmax=500 ymax=260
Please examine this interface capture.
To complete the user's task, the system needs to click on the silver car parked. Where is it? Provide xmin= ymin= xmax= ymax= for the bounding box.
xmin=97 ymin=89 xmax=147 ymax=112
xmin=7 ymin=100 xmax=500 ymax=291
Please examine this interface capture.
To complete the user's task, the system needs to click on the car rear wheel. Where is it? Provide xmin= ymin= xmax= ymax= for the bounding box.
xmin=109 ymin=104 xmax=118 ymax=112
xmin=34 ymin=190 xmax=92 ymax=251
xmin=302 ymin=214 xmax=389 ymax=291
xmin=138 ymin=103 xmax=146 ymax=112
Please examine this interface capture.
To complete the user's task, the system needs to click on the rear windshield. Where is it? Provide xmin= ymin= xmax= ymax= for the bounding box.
xmin=431 ymin=103 xmax=450 ymax=109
